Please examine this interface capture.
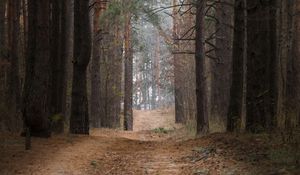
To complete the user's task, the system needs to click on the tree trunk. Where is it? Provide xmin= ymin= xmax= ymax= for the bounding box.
xmin=91 ymin=0 xmax=105 ymax=128
xmin=0 ymin=0 xmax=6 ymax=58
xmin=0 ymin=0 xmax=6 ymax=105
xmin=173 ymin=0 xmax=185 ymax=123
xmin=286 ymin=0 xmax=300 ymax=127
xmin=63 ymin=0 xmax=74 ymax=124
xmin=97 ymin=10 xmax=122 ymax=129
xmin=70 ymin=0 xmax=91 ymax=135
xmin=210 ymin=0 xmax=234 ymax=132
xmin=246 ymin=0 xmax=277 ymax=132
xmin=50 ymin=0 xmax=66 ymax=133
xmin=152 ymin=35 xmax=160 ymax=109
xmin=22 ymin=0 xmax=27 ymax=52
xmin=156 ymin=35 xmax=161 ymax=108
xmin=60 ymin=0 xmax=68 ymax=125
xmin=23 ymin=0 xmax=51 ymax=137
xmin=124 ymin=11 xmax=133 ymax=131
xmin=111 ymin=21 xmax=122 ymax=128
xmin=195 ymin=0 xmax=209 ymax=134
xmin=227 ymin=0 xmax=247 ymax=132
xmin=7 ymin=0 xmax=21 ymax=110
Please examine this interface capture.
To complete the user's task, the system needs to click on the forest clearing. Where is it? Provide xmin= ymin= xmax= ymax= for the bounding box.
xmin=1 ymin=0 xmax=300 ymax=174
xmin=1 ymin=109 xmax=299 ymax=175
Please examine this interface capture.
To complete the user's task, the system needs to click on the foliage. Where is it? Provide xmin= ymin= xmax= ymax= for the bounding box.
xmin=153 ymin=127 xmax=169 ymax=134
xmin=99 ymin=0 xmax=145 ymax=26
xmin=90 ymin=160 xmax=98 ymax=167
xmin=247 ymin=124 xmax=266 ymax=134
xmin=99 ymin=0 xmax=122 ymax=23
xmin=49 ymin=113 xmax=63 ymax=122
xmin=143 ymin=10 xmax=161 ymax=27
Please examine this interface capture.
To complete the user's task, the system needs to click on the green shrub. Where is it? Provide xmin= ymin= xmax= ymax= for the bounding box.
xmin=153 ymin=127 xmax=168 ymax=134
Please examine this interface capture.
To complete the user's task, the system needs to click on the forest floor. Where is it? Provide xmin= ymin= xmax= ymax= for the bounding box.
xmin=0 ymin=109 xmax=299 ymax=175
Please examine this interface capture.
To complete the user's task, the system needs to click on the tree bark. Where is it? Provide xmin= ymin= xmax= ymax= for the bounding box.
xmin=195 ymin=0 xmax=209 ymax=134
xmin=246 ymin=0 xmax=277 ymax=132
xmin=173 ymin=0 xmax=186 ymax=123
xmin=91 ymin=0 xmax=103 ymax=128
xmin=70 ymin=0 xmax=91 ymax=135
xmin=60 ymin=0 xmax=68 ymax=124
xmin=124 ymin=11 xmax=133 ymax=131
xmin=0 ymin=0 xmax=6 ymax=58
xmin=0 ymin=0 xmax=7 ymax=102
xmin=286 ymin=0 xmax=300 ymax=127
xmin=63 ymin=0 xmax=74 ymax=124
xmin=7 ymin=0 xmax=21 ymax=110
xmin=227 ymin=0 xmax=247 ymax=132
xmin=210 ymin=0 xmax=234 ymax=132
xmin=91 ymin=2 xmax=101 ymax=128
xmin=97 ymin=7 xmax=122 ymax=128
xmin=23 ymin=0 xmax=51 ymax=137
xmin=50 ymin=0 xmax=66 ymax=133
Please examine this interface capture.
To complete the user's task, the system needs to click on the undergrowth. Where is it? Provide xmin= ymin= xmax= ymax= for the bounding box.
xmin=153 ymin=127 xmax=169 ymax=134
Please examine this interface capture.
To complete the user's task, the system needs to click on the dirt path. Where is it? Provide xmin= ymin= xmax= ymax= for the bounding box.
xmin=133 ymin=109 xmax=178 ymax=131
xmin=0 ymin=109 xmax=299 ymax=175
xmin=0 ymin=109 xmax=188 ymax=175
xmin=0 ymin=130 xmax=189 ymax=175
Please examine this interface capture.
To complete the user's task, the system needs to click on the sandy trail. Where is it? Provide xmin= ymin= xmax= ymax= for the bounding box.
xmin=0 ymin=109 xmax=187 ymax=175
xmin=133 ymin=109 xmax=178 ymax=131
xmin=1 ymin=109 xmax=298 ymax=175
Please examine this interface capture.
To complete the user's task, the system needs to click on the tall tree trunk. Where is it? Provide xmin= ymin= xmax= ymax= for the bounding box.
xmin=70 ymin=0 xmax=91 ymax=135
xmin=151 ymin=35 xmax=160 ymax=110
xmin=50 ymin=0 xmax=65 ymax=133
xmin=91 ymin=1 xmax=108 ymax=128
xmin=286 ymin=0 xmax=300 ymax=127
xmin=64 ymin=0 xmax=74 ymax=123
xmin=124 ymin=11 xmax=133 ymax=131
xmin=97 ymin=11 xmax=122 ymax=129
xmin=246 ymin=0 xmax=277 ymax=132
xmin=275 ymin=0 xmax=287 ymax=129
xmin=111 ymin=20 xmax=122 ymax=128
xmin=7 ymin=0 xmax=21 ymax=109
xmin=195 ymin=0 xmax=209 ymax=134
xmin=210 ymin=0 xmax=234 ymax=132
xmin=23 ymin=0 xmax=51 ymax=137
xmin=60 ymin=0 xmax=68 ymax=124
xmin=0 ymin=0 xmax=7 ymax=102
xmin=0 ymin=0 xmax=6 ymax=58
xmin=50 ymin=0 xmax=60 ymax=113
xmin=20 ymin=0 xmax=27 ymax=88
xmin=90 ymin=0 xmax=104 ymax=128
xmin=173 ymin=0 xmax=185 ymax=123
xmin=156 ymin=35 xmax=161 ymax=107
xmin=22 ymin=0 xmax=27 ymax=52
xmin=227 ymin=0 xmax=247 ymax=132
xmin=295 ymin=1 xmax=300 ymax=126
